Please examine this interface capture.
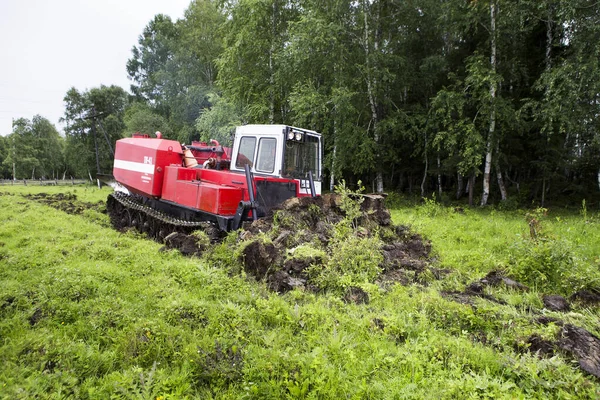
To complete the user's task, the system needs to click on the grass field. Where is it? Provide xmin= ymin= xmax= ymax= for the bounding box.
xmin=1 ymin=186 xmax=600 ymax=399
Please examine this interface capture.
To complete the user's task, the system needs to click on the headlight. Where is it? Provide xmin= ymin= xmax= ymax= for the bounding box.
xmin=294 ymin=131 xmax=303 ymax=141
xmin=287 ymin=131 xmax=295 ymax=140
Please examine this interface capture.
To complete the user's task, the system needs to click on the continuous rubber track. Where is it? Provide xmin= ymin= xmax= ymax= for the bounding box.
xmin=106 ymin=192 xmax=223 ymax=242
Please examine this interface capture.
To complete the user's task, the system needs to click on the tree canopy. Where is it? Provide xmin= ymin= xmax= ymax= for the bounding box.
xmin=2 ymin=116 xmax=64 ymax=179
xmin=7 ymin=0 xmax=599 ymax=206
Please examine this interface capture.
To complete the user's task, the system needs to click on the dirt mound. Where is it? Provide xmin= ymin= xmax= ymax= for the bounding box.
xmin=160 ymin=193 xmax=435 ymax=293
xmin=442 ymin=270 xmax=531 ymax=306
xmin=558 ymin=324 xmax=600 ymax=378
xmin=24 ymin=192 xmax=104 ymax=215
xmin=235 ymin=193 xmax=435 ymax=293
xmin=542 ymin=295 xmax=570 ymax=312
xmin=343 ymin=287 xmax=370 ymax=304
xmin=469 ymin=270 xmax=529 ymax=292
xmin=524 ymin=334 xmax=556 ymax=357
xmin=528 ymin=317 xmax=600 ymax=378
xmin=161 ymin=232 xmax=208 ymax=257
xmin=570 ymin=289 xmax=600 ymax=305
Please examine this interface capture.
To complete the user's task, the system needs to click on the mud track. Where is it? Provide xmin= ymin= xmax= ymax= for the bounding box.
xmin=24 ymin=192 xmax=105 ymax=215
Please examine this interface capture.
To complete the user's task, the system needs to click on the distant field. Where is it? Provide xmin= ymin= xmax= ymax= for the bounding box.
xmin=1 ymin=186 xmax=599 ymax=398
xmin=0 ymin=179 xmax=90 ymax=187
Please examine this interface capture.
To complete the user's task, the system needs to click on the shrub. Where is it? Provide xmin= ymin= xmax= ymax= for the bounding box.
xmin=418 ymin=196 xmax=446 ymax=218
xmin=307 ymin=235 xmax=383 ymax=293
xmin=334 ymin=179 xmax=364 ymax=229
xmin=508 ymin=238 xmax=575 ymax=293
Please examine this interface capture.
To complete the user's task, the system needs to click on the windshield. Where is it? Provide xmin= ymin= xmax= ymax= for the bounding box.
xmin=283 ymin=134 xmax=320 ymax=180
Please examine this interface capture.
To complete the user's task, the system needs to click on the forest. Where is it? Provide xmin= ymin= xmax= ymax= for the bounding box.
xmin=0 ymin=0 xmax=598 ymax=207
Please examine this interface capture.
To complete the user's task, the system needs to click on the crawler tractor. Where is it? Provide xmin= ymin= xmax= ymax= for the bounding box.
xmin=107 ymin=125 xmax=322 ymax=239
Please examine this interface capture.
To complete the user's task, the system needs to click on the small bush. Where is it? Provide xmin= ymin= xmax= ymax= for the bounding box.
xmin=334 ymin=179 xmax=364 ymax=228
xmin=418 ymin=196 xmax=446 ymax=218
xmin=192 ymin=341 xmax=244 ymax=389
xmin=497 ymin=197 xmax=519 ymax=211
xmin=508 ymin=238 xmax=575 ymax=293
xmin=307 ymin=234 xmax=383 ymax=292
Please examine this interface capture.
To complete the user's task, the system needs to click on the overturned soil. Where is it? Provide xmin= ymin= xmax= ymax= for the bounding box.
xmin=530 ymin=318 xmax=600 ymax=379
xmin=158 ymin=193 xmax=436 ymax=293
xmin=441 ymin=270 xmax=530 ymax=306
xmin=570 ymin=289 xmax=600 ymax=306
xmin=235 ymin=194 xmax=435 ymax=293
xmin=542 ymin=294 xmax=570 ymax=312
xmin=558 ymin=324 xmax=600 ymax=378
xmin=24 ymin=192 xmax=105 ymax=215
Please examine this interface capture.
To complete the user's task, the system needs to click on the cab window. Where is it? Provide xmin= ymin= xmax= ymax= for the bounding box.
xmin=235 ymin=136 xmax=256 ymax=168
xmin=256 ymin=138 xmax=277 ymax=173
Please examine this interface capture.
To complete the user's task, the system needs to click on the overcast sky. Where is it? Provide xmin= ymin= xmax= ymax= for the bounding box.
xmin=0 ymin=0 xmax=191 ymax=136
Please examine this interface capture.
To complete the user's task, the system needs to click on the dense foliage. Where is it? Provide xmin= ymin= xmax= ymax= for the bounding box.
xmin=1 ymin=0 xmax=598 ymax=206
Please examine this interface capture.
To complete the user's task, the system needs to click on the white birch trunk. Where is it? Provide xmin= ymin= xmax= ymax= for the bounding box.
xmin=495 ymin=140 xmax=507 ymax=201
xmin=330 ymin=116 xmax=337 ymax=192
xmin=268 ymin=2 xmax=277 ymax=124
xmin=481 ymin=0 xmax=497 ymax=206
xmin=362 ymin=0 xmax=383 ymax=193
xmin=456 ymin=173 xmax=464 ymax=200
xmin=542 ymin=5 xmax=553 ymax=207
xmin=497 ymin=170 xmax=507 ymax=201
xmin=330 ymin=144 xmax=337 ymax=192
xmin=421 ymin=132 xmax=428 ymax=198
xmin=437 ymin=153 xmax=442 ymax=198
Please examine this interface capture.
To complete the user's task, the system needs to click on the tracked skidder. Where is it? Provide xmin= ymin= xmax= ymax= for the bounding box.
xmin=107 ymin=125 xmax=322 ymax=240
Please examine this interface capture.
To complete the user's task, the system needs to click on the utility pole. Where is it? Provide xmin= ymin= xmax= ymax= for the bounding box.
xmin=11 ymin=118 xmax=16 ymax=180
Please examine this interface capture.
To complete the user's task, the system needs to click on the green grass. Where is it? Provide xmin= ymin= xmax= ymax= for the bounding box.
xmin=392 ymin=202 xmax=600 ymax=292
xmin=1 ymin=187 xmax=600 ymax=398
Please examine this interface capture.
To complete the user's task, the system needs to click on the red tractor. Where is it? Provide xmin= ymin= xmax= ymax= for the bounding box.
xmin=107 ymin=125 xmax=322 ymax=238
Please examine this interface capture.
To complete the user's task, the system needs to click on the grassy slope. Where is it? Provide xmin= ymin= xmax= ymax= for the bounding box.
xmin=0 ymin=186 xmax=599 ymax=399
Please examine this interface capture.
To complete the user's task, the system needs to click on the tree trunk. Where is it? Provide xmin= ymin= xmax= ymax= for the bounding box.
xmin=468 ymin=174 xmax=476 ymax=207
xmin=481 ymin=0 xmax=497 ymax=206
xmin=495 ymin=139 xmax=507 ymax=201
xmin=541 ymin=178 xmax=546 ymax=207
xmin=541 ymin=4 xmax=553 ymax=207
xmin=497 ymin=170 xmax=507 ymax=201
xmin=456 ymin=173 xmax=464 ymax=200
xmin=437 ymin=153 xmax=442 ymax=198
xmin=92 ymin=115 xmax=101 ymax=176
xmin=268 ymin=2 xmax=278 ymax=124
xmin=481 ymin=137 xmax=493 ymax=205
xmin=362 ymin=0 xmax=383 ymax=193
xmin=330 ymin=143 xmax=337 ymax=192
xmin=421 ymin=133 xmax=428 ymax=198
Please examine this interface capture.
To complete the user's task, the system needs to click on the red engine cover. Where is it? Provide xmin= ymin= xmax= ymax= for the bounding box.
xmin=113 ymin=138 xmax=183 ymax=197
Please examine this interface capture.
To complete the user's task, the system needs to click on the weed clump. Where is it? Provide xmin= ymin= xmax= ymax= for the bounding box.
xmin=192 ymin=341 xmax=244 ymax=389
xmin=507 ymin=208 xmax=600 ymax=294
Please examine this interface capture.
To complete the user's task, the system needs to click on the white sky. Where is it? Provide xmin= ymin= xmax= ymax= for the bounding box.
xmin=0 ymin=0 xmax=191 ymax=136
